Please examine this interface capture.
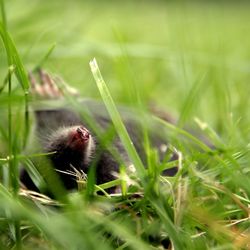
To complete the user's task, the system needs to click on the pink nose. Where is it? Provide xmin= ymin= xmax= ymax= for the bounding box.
xmin=76 ymin=127 xmax=89 ymax=140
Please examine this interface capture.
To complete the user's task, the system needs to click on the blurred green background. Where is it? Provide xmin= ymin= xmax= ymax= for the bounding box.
xmin=1 ymin=0 xmax=250 ymax=141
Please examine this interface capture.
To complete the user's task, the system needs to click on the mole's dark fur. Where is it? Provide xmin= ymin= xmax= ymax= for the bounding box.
xmin=20 ymin=71 xmax=178 ymax=194
xmin=20 ymin=102 xmax=178 ymax=193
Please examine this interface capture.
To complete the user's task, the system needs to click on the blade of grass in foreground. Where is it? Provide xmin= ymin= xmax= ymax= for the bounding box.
xmin=150 ymin=196 xmax=185 ymax=250
xmin=0 ymin=21 xmax=30 ymax=148
xmin=0 ymin=22 xmax=29 ymax=90
xmin=1 ymin=6 xmax=29 ymax=247
xmin=32 ymin=42 xmax=57 ymax=72
xmin=90 ymin=59 xmax=185 ymax=249
xmin=89 ymin=58 xmax=146 ymax=181
xmin=0 ymin=183 xmax=111 ymax=250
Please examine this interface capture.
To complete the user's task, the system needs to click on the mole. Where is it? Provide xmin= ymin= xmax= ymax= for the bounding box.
xmin=20 ymin=70 xmax=178 ymax=194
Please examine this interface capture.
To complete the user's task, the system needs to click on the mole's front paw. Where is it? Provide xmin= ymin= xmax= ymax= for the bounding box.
xmin=29 ymin=69 xmax=79 ymax=99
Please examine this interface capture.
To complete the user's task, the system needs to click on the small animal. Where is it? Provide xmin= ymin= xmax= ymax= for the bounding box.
xmin=20 ymin=70 xmax=178 ymax=194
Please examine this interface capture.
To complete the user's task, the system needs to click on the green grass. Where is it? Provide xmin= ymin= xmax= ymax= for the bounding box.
xmin=0 ymin=0 xmax=250 ymax=249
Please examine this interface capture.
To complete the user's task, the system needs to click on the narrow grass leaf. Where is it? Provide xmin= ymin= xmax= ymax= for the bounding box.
xmin=33 ymin=42 xmax=57 ymax=72
xmin=89 ymin=58 xmax=145 ymax=180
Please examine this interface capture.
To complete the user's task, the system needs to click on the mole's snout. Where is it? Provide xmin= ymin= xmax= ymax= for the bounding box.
xmin=76 ymin=126 xmax=90 ymax=141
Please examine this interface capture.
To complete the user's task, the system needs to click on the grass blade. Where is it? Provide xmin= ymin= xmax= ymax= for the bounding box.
xmin=89 ymin=58 xmax=146 ymax=181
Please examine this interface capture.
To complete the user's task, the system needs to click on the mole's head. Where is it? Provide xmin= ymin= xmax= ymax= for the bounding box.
xmin=45 ymin=125 xmax=96 ymax=172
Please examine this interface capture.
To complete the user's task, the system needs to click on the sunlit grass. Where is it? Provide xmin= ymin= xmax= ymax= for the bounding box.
xmin=0 ymin=0 xmax=250 ymax=249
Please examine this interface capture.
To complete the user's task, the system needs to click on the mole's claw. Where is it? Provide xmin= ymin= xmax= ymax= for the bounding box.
xmin=29 ymin=68 xmax=79 ymax=100
xmin=38 ymin=69 xmax=62 ymax=99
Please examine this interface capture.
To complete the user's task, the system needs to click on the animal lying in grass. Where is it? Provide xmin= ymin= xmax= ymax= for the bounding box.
xmin=20 ymin=69 xmax=179 ymax=194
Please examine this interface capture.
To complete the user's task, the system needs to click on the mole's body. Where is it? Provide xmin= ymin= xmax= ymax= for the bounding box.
xmin=20 ymin=70 xmax=178 ymax=193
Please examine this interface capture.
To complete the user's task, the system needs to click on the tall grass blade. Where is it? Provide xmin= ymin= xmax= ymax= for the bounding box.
xmin=89 ymin=58 xmax=146 ymax=181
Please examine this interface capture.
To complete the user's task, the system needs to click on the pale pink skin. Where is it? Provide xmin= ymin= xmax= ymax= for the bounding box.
xmin=67 ymin=126 xmax=90 ymax=151
xmin=29 ymin=69 xmax=79 ymax=99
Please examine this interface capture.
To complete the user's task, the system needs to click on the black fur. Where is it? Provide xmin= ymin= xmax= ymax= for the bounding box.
xmin=20 ymin=100 xmax=178 ymax=193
